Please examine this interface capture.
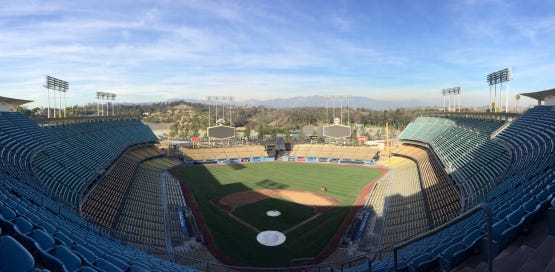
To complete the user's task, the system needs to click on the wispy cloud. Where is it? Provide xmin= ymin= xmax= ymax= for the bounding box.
xmin=0 ymin=0 xmax=554 ymax=108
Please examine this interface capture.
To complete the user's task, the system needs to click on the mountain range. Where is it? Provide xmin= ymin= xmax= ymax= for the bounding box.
xmin=161 ymin=96 xmax=437 ymax=110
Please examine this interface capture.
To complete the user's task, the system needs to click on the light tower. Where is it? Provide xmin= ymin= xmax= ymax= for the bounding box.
xmin=44 ymin=76 xmax=68 ymax=118
xmin=96 ymin=92 xmax=117 ymax=116
xmin=441 ymin=87 xmax=461 ymax=112
xmin=487 ymin=68 xmax=512 ymax=112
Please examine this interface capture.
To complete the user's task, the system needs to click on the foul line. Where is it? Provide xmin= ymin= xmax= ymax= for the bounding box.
xmin=283 ymin=213 xmax=321 ymax=234
xmin=226 ymin=212 xmax=260 ymax=233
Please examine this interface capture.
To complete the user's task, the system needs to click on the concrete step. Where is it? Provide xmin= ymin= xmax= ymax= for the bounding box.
xmin=518 ymin=235 xmax=555 ymax=272
xmin=545 ymin=255 xmax=555 ymax=272
xmin=492 ymin=245 xmax=536 ymax=272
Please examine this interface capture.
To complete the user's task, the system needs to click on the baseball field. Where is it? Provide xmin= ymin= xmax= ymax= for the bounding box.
xmin=172 ymin=162 xmax=383 ymax=267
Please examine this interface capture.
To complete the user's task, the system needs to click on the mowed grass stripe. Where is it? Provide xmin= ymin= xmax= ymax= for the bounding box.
xmin=173 ymin=162 xmax=382 ymax=267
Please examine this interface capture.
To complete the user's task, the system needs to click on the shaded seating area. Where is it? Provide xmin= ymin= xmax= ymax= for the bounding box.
xmin=394 ymin=144 xmax=461 ymax=227
xmin=81 ymin=146 xmax=158 ymax=228
xmin=379 ymin=157 xmax=430 ymax=249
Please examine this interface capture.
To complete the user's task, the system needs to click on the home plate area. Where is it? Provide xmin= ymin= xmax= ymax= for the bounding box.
xmin=257 ymin=231 xmax=286 ymax=246
xmin=213 ymin=189 xmax=340 ymax=246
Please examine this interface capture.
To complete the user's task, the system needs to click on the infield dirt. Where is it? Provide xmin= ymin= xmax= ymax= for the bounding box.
xmin=214 ymin=189 xmax=340 ymax=213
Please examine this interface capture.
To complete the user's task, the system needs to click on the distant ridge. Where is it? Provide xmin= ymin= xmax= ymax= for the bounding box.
xmin=123 ymin=96 xmax=435 ymax=109
xmin=241 ymin=95 xmax=432 ymax=109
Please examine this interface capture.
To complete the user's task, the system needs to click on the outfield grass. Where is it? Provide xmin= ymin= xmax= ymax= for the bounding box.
xmin=232 ymin=197 xmax=316 ymax=231
xmin=173 ymin=162 xmax=382 ymax=267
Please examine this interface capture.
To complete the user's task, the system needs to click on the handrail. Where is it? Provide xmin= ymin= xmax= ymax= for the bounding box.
xmin=393 ymin=203 xmax=492 ymax=272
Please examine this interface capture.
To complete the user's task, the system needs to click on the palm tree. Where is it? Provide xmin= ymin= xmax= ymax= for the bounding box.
xmin=515 ymin=94 xmax=521 ymax=113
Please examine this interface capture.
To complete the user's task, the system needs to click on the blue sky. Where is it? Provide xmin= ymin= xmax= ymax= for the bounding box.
xmin=1 ymin=0 xmax=554 ymax=108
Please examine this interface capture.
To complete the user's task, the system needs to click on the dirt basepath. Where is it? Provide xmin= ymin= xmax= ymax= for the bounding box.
xmin=214 ymin=189 xmax=341 ymax=213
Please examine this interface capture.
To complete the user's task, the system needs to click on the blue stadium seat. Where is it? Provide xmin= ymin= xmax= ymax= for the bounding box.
xmin=0 ymin=205 xmax=17 ymax=220
xmin=27 ymin=229 xmax=55 ymax=251
xmin=11 ymin=217 xmax=34 ymax=234
xmin=53 ymin=231 xmax=73 ymax=246
xmin=94 ymin=257 xmax=124 ymax=272
xmin=0 ymin=235 xmax=35 ymax=272
xmin=439 ymin=229 xmax=482 ymax=270
xmin=105 ymin=254 xmax=129 ymax=271
xmin=48 ymin=245 xmax=82 ymax=272
xmin=72 ymin=244 xmax=98 ymax=265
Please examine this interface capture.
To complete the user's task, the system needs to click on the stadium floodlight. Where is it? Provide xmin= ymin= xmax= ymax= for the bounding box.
xmin=441 ymin=87 xmax=461 ymax=112
xmin=206 ymin=96 xmax=235 ymax=144
xmin=44 ymin=75 xmax=69 ymax=118
xmin=325 ymin=95 xmax=352 ymax=125
xmin=487 ymin=67 xmax=512 ymax=112
xmin=206 ymin=96 xmax=234 ymax=127
xmin=96 ymin=91 xmax=117 ymax=116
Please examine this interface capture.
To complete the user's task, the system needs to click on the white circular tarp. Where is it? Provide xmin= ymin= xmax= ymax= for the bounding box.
xmin=256 ymin=231 xmax=286 ymax=246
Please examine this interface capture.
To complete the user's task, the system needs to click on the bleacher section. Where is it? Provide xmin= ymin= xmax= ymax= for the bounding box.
xmin=32 ymin=119 xmax=158 ymax=207
xmin=112 ymin=159 xmax=172 ymax=249
xmin=398 ymin=117 xmax=510 ymax=210
xmin=289 ymin=144 xmax=378 ymax=161
xmin=394 ymin=144 xmax=461 ymax=227
xmin=357 ymin=171 xmax=392 ymax=251
xmin=81 ymin=146 xmax=162 ymax=229
xmin=180 ymin=145 xmax=268 ymax=161
xmin=349 ymin=106 xmax=555 ymax=271
xmin=379 ymin=157 xmax=430 ymax=249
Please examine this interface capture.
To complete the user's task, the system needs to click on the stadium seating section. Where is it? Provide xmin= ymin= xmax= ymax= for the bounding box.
xmin=398 ymin=116 xmax=510 ymax=210
xmin=180 ymin=145 xmax=267 ymax=160
xmin=0 ymin=114 xmax=197 ymax=271
xmin=0 ymin=112 xmax=55 ymax=178
xmin=290 ymin=144 xmax=379 ymax=160
xmin=394 ymin=144 xmax=461 ymax=227
xmin=379 ymin=157 xmax=430 ymax=249
xmin=350 ymin=106 xmax=555 ymax=271
xmin=33 ymin=119 xmax=158 ymax=207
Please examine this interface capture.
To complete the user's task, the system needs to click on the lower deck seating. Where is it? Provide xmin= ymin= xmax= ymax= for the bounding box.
xmin=81 ymin=146 xmax=159 ymax=228
xmin=394 ymin=144 xmax=461 ymax=227
xmin=380 ymin=157 xmax=430 ymax=249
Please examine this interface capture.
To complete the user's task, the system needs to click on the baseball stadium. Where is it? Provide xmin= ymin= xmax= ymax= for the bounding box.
xmin=0 ymin=84 xmax=554 ymax=272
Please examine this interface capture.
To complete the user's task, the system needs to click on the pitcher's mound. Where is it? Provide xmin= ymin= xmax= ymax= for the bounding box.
xmin=257 ymin=231 xmax=286 ymax=246
xmin=266 ymin=210 xmax=281 ymax=217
